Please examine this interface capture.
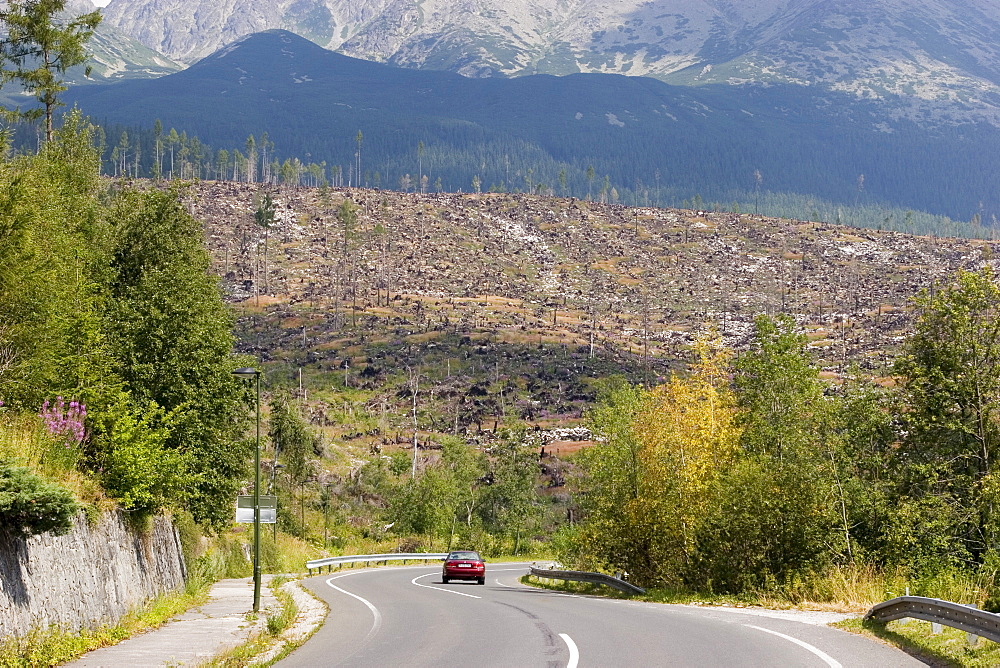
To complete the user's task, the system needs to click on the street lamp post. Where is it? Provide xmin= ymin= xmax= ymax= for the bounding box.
xmin=233 ymin=366 xmax=262 ymax=613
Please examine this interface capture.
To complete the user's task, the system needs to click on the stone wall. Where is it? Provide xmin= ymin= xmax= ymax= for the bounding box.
xmin=0 ymin=512 xmax=186 ymax=638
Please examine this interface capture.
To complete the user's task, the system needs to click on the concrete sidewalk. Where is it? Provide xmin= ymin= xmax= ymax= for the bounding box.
xmin=65 ymin=577 xmax=279 ymax=667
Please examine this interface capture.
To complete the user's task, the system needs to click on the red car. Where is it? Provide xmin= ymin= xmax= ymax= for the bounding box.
xmin=442 ymin=550 xmax=486 ymax=585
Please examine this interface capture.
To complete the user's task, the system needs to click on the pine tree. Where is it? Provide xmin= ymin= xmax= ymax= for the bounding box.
xmin=0 ymin=0 xmax=101 ymax=142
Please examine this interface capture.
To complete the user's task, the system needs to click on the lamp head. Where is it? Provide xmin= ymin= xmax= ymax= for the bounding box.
xmin=232 ymin=367 xmax=260 ymax=378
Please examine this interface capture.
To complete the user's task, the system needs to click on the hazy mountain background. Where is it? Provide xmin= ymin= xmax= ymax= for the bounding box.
xmin=6 ymin=0 xmax=997 ymax=226
xmin=99 ymin=0 xmax=1000 ymax=127
xmin=64 ymin=29 xmax=999 ymax=224
xmin=0 ymin=0 xmax=182 ymax=83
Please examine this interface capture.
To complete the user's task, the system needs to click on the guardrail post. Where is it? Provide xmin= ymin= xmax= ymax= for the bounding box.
xmin=967 ymin=604 xmax=979 ymax=646
xmin=931 ymin=621 xmax=941 ymax=634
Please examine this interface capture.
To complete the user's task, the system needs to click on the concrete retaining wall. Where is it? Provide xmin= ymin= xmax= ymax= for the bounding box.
xmin=0 ymin=512 xmax=186 ymax=638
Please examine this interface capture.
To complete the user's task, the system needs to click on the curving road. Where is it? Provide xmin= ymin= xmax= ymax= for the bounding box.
xmin=278 ymin=563 xmax=927 ymax=667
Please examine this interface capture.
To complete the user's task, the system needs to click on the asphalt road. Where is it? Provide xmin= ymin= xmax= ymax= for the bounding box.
xmin=278 ymin=563 xmax=927 ymax=667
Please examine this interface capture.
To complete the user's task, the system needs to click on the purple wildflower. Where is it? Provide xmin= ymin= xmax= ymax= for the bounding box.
xmin=39 ymin=397 xmax=88 ymax=445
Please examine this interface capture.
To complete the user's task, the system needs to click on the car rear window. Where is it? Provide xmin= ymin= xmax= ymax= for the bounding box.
xmin=448 ymin=551 xmax=481 ymax=560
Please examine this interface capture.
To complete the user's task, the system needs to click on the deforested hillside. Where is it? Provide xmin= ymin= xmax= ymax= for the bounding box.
xmin=178 ymin=181 xmax=995 ymax=394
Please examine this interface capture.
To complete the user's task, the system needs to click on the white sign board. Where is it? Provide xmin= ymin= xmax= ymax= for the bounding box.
xmin=236 ymin=495 xmax=277 ymax=524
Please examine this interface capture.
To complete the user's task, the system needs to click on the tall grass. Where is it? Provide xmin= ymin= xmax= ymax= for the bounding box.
xmin=529 ymin=563 xmax=1000 ymax=616
xmin=0 ymin=407 xmax=84 ymax=475
xmin=0 ymin=413 xmax=43 ymax=468
xmin=0 ymin=411 xmax=107 ymax=509
xmin=761 ymin=564 xmax=999 ymax=611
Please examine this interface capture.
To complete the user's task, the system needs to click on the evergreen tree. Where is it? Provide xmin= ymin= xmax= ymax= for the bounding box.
xmin=104 ymin=188 xmax=251 ymax=526
xmin=0 ymin=0 xmax=101 ymax=141
xmin=0 ymin=110 xmax=107 ymax=406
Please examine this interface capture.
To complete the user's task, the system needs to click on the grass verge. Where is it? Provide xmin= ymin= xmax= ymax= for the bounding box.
xmin=206 ymin=576 xmax=326 ymax=668
xmin=522 ymin=574 xmax=846 ymax=609
xmin=521 ymin=574 xmax=633 ymax=599
xmin=0 ymin=582 xmax=210 ymax=668
xmin=836 ymin=618 xmax=1000 ymax=668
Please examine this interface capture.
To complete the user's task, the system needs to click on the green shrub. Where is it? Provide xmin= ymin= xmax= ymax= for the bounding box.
xmin=92 ymin=396 xmax=189 ymax=515
xmin=0 ymin=464 xmax=79 ymax=537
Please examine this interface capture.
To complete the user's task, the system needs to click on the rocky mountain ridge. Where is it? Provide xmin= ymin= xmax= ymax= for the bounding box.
xmin=99 ymin=0 xmax=1000 ymax=126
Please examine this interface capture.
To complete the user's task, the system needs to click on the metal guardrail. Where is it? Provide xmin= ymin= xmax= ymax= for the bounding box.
xmin=307 ymin=552 xmax=448 ymax=574
xmin=529 ymin=566 xmax=646 ymax=595
xmin=864 ymin=596 xmax=1000 ymax=643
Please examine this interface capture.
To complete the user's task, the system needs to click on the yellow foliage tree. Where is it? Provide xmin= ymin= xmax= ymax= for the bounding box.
xmin=632 ymin=333 xmax=741 ymax=579
xmin=575 ymin=333 xmax=741 ymax=586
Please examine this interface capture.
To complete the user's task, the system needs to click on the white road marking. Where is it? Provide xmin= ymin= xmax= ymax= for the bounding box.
xmin=491 ymin=568 xmax=581 ymax=597
xmin=325 ymin=574 xmax=382 ymax=643
xmin=411 ymin=572 xmax=482 ymax=599
xmin=491 ymin=567 xmax=530 ymax=587
xmin=744 ymin=624 xmax=843 ymax=668
xmin=559 ymin=633 xmax=580 ymax=668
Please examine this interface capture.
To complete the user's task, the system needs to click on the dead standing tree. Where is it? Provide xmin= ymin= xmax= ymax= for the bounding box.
xmin=408 ymin=366 xmax=420 ymax=477
xmin=254 ymin=190 xmax=276 ymax=296
xmin=335 ymin=198 xmax=359 ymax=328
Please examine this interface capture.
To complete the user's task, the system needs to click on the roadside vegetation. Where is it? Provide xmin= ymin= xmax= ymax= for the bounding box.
xmin=0 ymin=113 xmax=251 ymax=534
xmin=557 ymin=276 xmax=1000 ymax=603
xmin=2 ymin=8 xmax=1000 ymax=665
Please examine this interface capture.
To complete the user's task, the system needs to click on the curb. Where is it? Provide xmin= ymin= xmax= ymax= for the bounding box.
xmin=248 ymin=579 xmax=329 ymax=665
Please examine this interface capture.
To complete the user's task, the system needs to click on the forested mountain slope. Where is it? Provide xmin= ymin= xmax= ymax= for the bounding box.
xmin=66 ymin=30 xmax=1000 ymax=222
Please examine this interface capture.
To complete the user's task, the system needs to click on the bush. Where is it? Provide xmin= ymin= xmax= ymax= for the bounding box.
xmin=92 ymin=395 xmax=189 ymax=515
xmin=0 ymin=464 xmax=79 ymax=537
xmin=687 ymin=458 xmax=835 ymax=593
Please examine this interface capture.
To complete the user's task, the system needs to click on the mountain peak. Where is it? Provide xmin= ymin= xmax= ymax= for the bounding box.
xmin=101 ymin=0 xmax=1000 ymax=126
xmin=187 ymin=27 xmax=423 ymax=84
xmin=207 ymin=29 xmax=324 ymax=60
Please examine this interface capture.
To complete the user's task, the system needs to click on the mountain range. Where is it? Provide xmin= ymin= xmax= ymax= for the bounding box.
xmin=5 ymin=1 xmax=998 ymax=223
xmin=98 ymin=0 xmax=1000 ymax=127
xmin=65 ymin=29 xmax=1000 ymax=222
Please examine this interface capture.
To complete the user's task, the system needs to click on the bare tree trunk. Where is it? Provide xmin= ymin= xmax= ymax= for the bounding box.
xmin=263 ymin=228 xmax=270 ymax=295
xmin=410 ymin=368 xmax=419 ymax=477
